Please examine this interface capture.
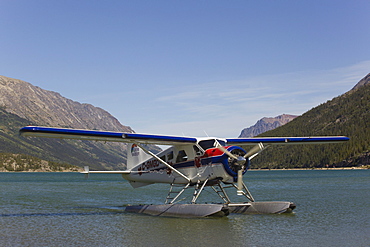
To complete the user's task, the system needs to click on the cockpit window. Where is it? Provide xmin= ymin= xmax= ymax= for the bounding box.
xmin=198 ymin=139 xmax=226 ymax=150
xmin=217 ymin=139 xmax=226 ymax=146
xmin=198 ymin=140 xmax=214 ymax=150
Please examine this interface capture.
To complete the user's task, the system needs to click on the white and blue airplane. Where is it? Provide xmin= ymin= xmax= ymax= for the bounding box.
xmin=20 ymin=126 xmax=349 ymax=217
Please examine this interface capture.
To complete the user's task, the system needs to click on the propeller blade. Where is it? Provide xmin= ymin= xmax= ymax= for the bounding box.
xmin=244 ymin=142 xmax=265 ymax=158
xmin=215 ymin=141 xmax=239 ymax=160
xmin=237 ymin=168 xmax=243 ymax=195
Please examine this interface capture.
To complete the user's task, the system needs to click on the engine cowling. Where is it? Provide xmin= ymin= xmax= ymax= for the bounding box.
xmin=221 ymin=146 xmax=250 ymax=181
xmin=202 ymin=145 xmax=250 ymax=182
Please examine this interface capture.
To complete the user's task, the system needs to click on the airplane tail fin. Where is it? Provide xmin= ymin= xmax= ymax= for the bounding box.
xmin=127 ymin=143 xmax=151 ymax=170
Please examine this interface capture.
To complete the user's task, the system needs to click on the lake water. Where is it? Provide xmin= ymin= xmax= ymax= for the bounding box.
xmin=0 ymin=170 xmax=369 ymax=247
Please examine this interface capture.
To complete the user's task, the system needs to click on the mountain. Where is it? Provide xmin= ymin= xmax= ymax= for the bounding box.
xmin=0 ymin=75 xmax=133 ymax=131
xmin=350 ymin=73 xmax=370 ymax=91
xmin=239 ymin=114 xmax=297 ymax=138
xmin=0 ymin=75 xmax=159 ymax=171
xmin=0 ymin=106 xmax=123 ymax=171
xmin=251 ymin=73 xmax=370 ymax=169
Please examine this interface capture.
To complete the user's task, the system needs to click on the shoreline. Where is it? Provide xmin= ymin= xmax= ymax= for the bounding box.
xmin=249 ymin=166 xmax=369 ymax=171
xmin=0 ymin=166 xmax=368 ymax=172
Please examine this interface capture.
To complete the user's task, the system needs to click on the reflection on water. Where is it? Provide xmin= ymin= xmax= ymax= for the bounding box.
xmin=0 ymin=170 xmax=369 ymax=246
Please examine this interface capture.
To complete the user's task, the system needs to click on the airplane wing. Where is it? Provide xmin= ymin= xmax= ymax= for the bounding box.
xmin=20 ymin=126 xmax=349 ymax=146
xmin=19 ymin=126 xmax=198 ymax=145
xmin=226 ymin=136 xmax=350 ymax=146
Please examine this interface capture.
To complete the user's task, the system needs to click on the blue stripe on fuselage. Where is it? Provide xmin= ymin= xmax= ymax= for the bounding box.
xmin=136 ymin=155 xmax=226 ymax=173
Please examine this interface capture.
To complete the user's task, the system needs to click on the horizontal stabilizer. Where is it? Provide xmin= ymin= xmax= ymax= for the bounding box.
xmin=81 ymin=170 xmax=132 ymax=174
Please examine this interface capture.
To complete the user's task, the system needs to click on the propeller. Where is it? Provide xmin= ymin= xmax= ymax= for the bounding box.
xmin=215 ymin=141 xmax=266 ymax=195
xmin=244 ymin=142 xmax=265 ymax=159
xmin=215 ymin=142 xmax=246 ymax=195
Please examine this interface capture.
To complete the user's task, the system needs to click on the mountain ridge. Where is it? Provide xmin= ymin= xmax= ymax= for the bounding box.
xmin=252 ymin=73 xmax=370 ymax=168
xmin=0 ymin=75 xmax=152 ymax=170
xmin=1 ymin=73 xmax=368 ymax=170
xmin=0 ymin=75 xmax=133 ymax=132
xmin=350 ymin=72 xmax=370 ymax=91
xmin=239 ymin=114 xmax=297 ymax=138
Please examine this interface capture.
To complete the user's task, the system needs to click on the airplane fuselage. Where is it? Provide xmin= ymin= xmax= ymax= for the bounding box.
xmin=123 ymin=144 xmax=249 ymax=187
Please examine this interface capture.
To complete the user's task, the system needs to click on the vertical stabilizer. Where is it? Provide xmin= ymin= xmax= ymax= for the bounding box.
xmin=127 ymin=143 xmax=151 ymax=170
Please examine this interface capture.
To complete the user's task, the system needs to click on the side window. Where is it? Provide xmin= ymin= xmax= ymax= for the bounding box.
xmin=176 ymin=150 xmax=188 ymax=163
xmin=167 ymin=152 xmax=174 ymax=161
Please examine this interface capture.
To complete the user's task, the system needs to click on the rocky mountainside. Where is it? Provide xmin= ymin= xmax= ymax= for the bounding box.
xmin=0 ymin=107 xmax=126 ymax=171
xmin=0 ymin=75 xmax=133 ymax=131
xmin=252 ymin=73 xmax=370 ymax=169
xmin=0 ymin=75 xmax=158 ymax=170
xmin=239 ymin=114 xmax=297 ymax=137
xmin=350 ymin=72 xmax=370 ymax=91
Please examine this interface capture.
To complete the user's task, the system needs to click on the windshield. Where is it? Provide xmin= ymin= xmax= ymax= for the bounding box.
xmin=198 ymin=139 xmax=226 ymax=150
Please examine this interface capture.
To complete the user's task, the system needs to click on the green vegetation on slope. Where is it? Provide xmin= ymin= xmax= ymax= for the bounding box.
xmin=251 ymin=84 xmax=370 ymax=169
xmin=0 ymin=107 xmax=125 ymax=170
xmin=0 ymin=153 xmax=80 ymax=172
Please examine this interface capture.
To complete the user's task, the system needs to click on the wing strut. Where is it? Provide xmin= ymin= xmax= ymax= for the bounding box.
xmin=135 ymin=143 xmax=191 ymax=182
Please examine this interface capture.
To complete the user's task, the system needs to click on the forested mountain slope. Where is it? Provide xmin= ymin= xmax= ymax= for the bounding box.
xmin=252 ymin=76 xmax=370 ymax=168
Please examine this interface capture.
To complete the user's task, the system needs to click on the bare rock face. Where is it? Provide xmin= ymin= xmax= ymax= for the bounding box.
xmin=0 ymin=75 xmax=133 ymax=132
xmin=350 ymin=73 xmax=370 ymax=91
xmin=239 ymin=114 xmax=298 ymax=138
xmin=0 ymin=75 xmax=137 ymax=170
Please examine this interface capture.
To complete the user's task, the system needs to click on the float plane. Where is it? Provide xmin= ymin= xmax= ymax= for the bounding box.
xmin=20 ymin=126 xmax=349 ymax=217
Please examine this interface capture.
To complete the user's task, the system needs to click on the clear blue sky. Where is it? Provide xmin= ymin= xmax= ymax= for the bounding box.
xmin=1 ymin=0 xmax=369 ymax=137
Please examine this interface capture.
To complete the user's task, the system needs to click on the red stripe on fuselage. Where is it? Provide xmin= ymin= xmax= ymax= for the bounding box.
xmin=202 ymin=146 xmax=230 ymax=158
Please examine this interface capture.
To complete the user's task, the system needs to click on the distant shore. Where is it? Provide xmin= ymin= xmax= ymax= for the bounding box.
xmin=250 ymin=166 xmax=369 ymax=171
xmin=0 ymin=166 xmax=368 ymax=172
xmin=0 ymin=168 xmax=83 ymax=172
